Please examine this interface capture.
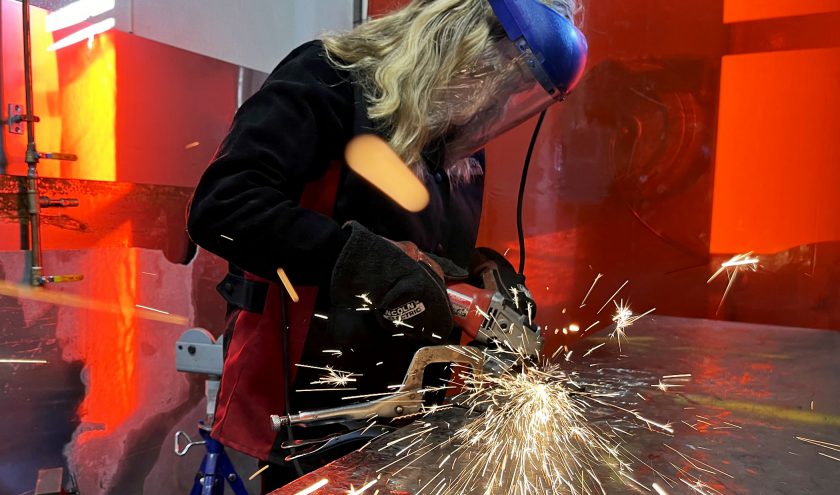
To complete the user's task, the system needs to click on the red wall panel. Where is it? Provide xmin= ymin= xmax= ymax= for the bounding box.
xmin=711 ymin=48 xmax=840 ymax=254
xmin=724 ymin=0 xmax=840 ymax=23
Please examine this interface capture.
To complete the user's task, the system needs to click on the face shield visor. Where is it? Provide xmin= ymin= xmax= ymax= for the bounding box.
xmin=442 ymin=0 xmax=588 ymax=162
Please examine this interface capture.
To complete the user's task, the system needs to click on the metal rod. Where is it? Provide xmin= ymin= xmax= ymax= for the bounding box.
xmin=0 ymin=0 xmax=8 ymax=174
xmin=21 ymin=0 xmax=43 ymax=285
xmin=22 ymin=0 xmax=36 ymax=143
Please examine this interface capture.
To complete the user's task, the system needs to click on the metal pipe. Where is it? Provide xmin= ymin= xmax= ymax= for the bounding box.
xmin=21 ymin=0 xmax=43 ymax=285
xmin=0 ymin=0 xmax=8 ymax=175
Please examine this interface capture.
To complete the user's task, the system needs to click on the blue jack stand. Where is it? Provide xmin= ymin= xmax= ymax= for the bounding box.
xmin=175 ymin=329 xmax=250 ymax=495
xmin=178 ymin=422 xmax=248 ymax=495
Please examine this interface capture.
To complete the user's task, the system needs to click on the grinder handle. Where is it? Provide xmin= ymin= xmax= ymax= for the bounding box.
xmin=446 ymin=283 xmax=495 ymax=341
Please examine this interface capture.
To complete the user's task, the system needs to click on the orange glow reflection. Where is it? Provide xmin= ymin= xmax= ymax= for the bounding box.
xmin=56 ymin=32 xmax=117 ymax=181
xmin=1 ymin=0 xmax=62 ymax=177
xmin=76 ymin=221 xmax=138 ymax=442
xmin=710 ymin=48 xmax=840 ymax=254
xmin=724 ymin=0 xmax=840 ymax=23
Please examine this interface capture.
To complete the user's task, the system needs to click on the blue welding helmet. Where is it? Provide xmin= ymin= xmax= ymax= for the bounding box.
xmin=443 ymin=0 xmax=588 ymax=162
xmin=489 ymin=0 xmax=588 ymax=99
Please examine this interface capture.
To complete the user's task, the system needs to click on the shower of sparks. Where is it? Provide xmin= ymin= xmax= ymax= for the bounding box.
xmin=295 ymin=363 xmax=360 ymax=388
xmin=430 ymin=363 xmax=643 ymax=494
xmin=707 ymin=251 xmax=759 ymax=314
xmin=220 ymin=234 xmax=233 ymax=241
xmin=579 ymin=273 xmax=603 ymax=308
xmin=597 ymin=280 xmax=628 ymax=314
xmin=0 ymin=358 xmax=48 ymax=364
xmin=322 ymin=349 xmax=343 ymax=357
xmin=314 ymin=313 xmax=329 ymax=320
xmin=609 ymin=300 xmax=655 ymax=351
xmin=280 ymin=272 xmax=744 ymax=494
xmin=293 ymin=478 xmax=328 ymax=495
xmin=357 ymin=293 xmax=373 ymax=306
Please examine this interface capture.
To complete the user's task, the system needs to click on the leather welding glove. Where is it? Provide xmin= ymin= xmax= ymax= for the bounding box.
xmin=331 ymin=221 xmax=467 ymax=339
xmin=470 ymin=247 xmax=537 ymax=320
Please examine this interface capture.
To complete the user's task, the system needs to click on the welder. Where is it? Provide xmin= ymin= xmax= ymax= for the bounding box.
xmin=186 ymin=0 xmax=587 ymax=492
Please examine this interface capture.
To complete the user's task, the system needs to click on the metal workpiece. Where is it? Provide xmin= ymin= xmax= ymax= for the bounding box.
xmin=270 ymin=345 xmax=485 ymax=430
xmin=270 ymin=316 xmax=840 ymax=494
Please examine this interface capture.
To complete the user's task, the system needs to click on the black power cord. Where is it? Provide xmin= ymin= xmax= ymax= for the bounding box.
xmin=516 ymin=110 xmax=547 ymax=275
xmin=280 ymin=292 xmax=305 ymax=477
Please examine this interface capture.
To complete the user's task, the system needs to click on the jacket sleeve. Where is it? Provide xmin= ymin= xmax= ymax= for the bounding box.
xmin=187 ymin=45 xmax=354 ymax=286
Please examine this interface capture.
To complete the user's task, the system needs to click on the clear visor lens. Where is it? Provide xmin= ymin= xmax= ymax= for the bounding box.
xmin=442 ymin=42 xmax=556 ymax=162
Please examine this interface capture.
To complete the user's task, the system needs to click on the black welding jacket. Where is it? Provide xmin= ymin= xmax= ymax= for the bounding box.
xmin=187 ymin=41 xmax=485 ymax=462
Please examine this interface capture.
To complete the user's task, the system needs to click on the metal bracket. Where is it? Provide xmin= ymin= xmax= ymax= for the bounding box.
xmin=176 ymin=328 xmax=224 ymax=376
xmin=6 ymin=103 xmax=24 ymax=134
xmin=39 ymin=196 xmax=80 ymax=208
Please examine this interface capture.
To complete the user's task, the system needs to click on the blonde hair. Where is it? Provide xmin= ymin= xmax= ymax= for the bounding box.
xmin=322 ymin=0 xmax=579 ymax=177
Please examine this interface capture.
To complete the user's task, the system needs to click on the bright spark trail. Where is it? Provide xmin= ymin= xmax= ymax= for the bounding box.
xmin=609 ymin=300 xmax=655 ymax=351
xmin=707 ymin=251 xmax=759 ymax=314
xmin=295 ymin=363 xmax=361 ymax=389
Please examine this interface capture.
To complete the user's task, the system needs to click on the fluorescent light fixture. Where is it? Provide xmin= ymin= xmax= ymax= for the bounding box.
xmin=48 ymin=17 xmax=115 ymax=51
xmin=45 ymin=0 xmax=115 ymax=32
